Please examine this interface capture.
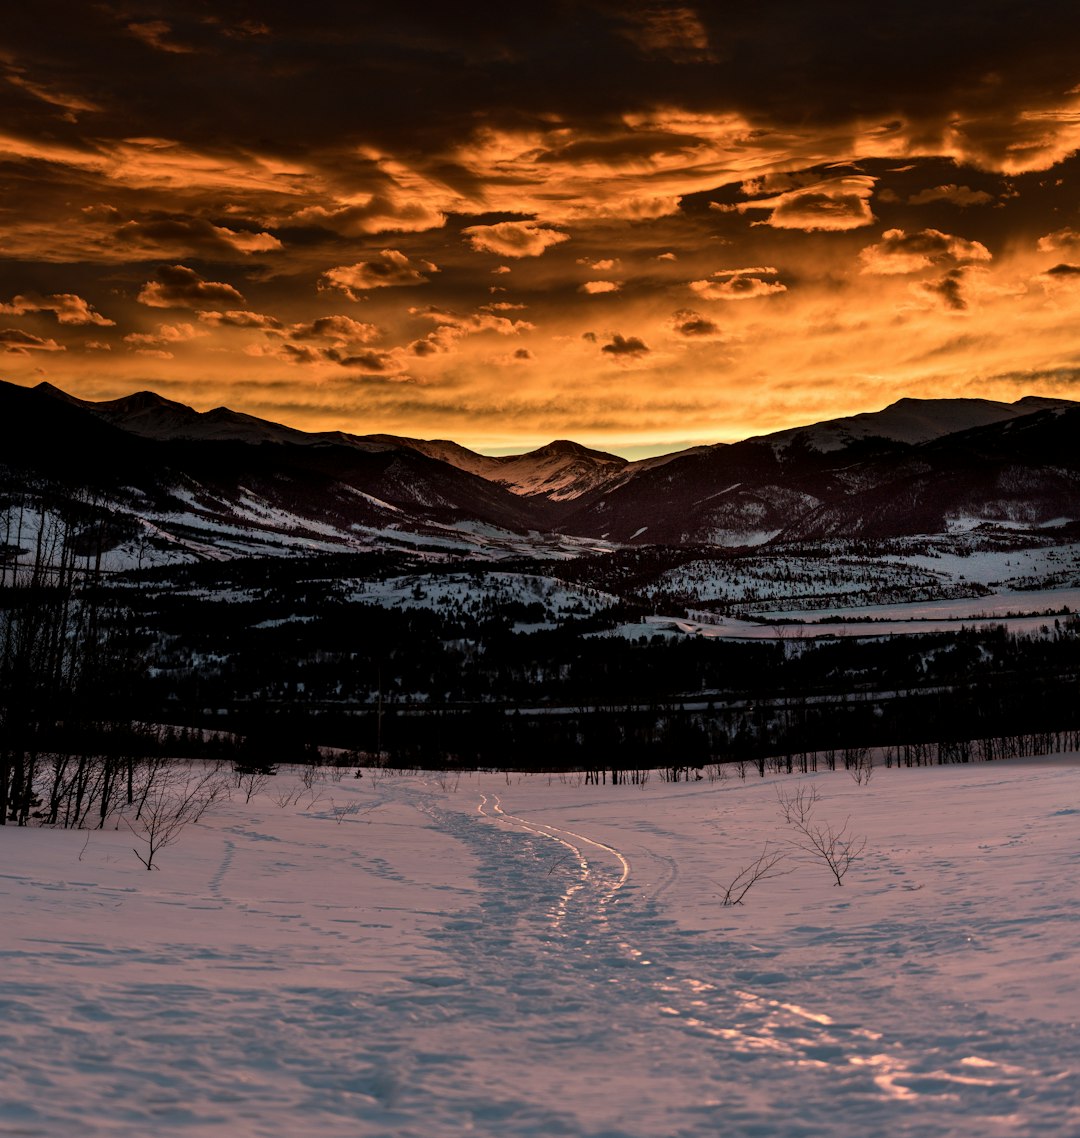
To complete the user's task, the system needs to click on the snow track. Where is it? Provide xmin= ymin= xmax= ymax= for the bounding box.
xmin=2 ymin=763 xmax=1079 ymax=1137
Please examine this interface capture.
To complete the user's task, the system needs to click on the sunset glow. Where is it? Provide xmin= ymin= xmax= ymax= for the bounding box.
xmin=4 ymin=4 xmax=1080 ymax=453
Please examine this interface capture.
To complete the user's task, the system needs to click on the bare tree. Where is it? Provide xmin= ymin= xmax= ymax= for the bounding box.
xmin=717 ymin=843 xmax=790 ymax=905
xmin=126 ymin=763 xmax=230 ymax=870
xmin=791 ymin=816 xmax=866 ymax=887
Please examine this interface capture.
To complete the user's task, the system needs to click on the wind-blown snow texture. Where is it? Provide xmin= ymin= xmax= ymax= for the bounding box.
xmin=2 ymin=760 xmax=1079 ymax=1136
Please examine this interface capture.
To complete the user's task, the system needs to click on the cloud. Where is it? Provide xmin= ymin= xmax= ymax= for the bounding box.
xmin=319 ymin=250 xmax=437 ymax=298
xmin=137 ymin=265 xmax=246 ymax=309
xmin=462 ymin=221 xmax=569 ymax=258
xmin=126 ymin=21 xmax=193 ymax=54
xmin=294 ymin=196 xmax=445 ymax=236
xmin=859 ymin=229 xmax=992 ymax=275
xmin=0 ymin=328 xmax=64 ymax=353
xmin=689 ymin=273 xmax=787 ymax=301
xmin=1037 ymin=228 xmax=1080 ymax=253
xmin=1042 ymin=262 xmax=1080 ymax=276
xmin=577 ymin=258 xmax=619 ymax=270
xmin=198 ymin=310 xmax=284 ymax=330
xmin=124 ymin=322 xmax=206 ymax=348
xmin=133 ymin=348 xmax=175 ymax=359
xmin=669 ymin=309 xmax=722 ymax=337
xmin=580 ymin=280 xmax=621 ymax=294
xmin=908 ymin=184 xmax=994 ymax=206
xmin=0 ymin=293 xmax=113 ymax=326
xmin=115 ymin=216 xmax=283 ymax=257
xmin=601 ymin=334 xmax=649 ymax=358
xmin=622 ymin=5 xmax=714 ymax=62
xmin=407 ymin=305 xmax=534 ymax=355
xmin=913 ymin=269 xmax=969 ymax=311
xmin=730 ymin=176 xmax=876 ymax=232
xmin=288 ymin=316 xmax=382 ymax=344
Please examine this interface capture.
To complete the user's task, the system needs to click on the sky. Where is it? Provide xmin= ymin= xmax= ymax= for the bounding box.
xmin=3 ymin=2 xmax=1080 ymax=457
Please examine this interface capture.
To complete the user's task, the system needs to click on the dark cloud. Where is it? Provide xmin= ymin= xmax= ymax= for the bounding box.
xmin=601 ymin=333 xmax=649 ymax=357
xmin=908 ymin=184 xmax=994 ymax=207
xmin=137 ymin=265 xmax=246 ymax=309
xmin=1043 ymin=262 xmax=1080 ymax=276
xmin=915 ymin=269 xmax=969 ymax=311
xmin=859 ymin=229 xmax=992 ymax=275
xmin=670 ymin=308 xmax=721 ymax=337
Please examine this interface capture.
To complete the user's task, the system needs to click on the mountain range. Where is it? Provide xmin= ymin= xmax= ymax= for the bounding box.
xmin=2 ymin=379 xmax=1078 ymax=564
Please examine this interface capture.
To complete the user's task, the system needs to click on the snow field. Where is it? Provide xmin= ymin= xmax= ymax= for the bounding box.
xmin=2 ymin=758 xmax=1079 ymax=1136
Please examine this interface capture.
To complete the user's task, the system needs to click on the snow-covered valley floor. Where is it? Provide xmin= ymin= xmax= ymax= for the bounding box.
xmin=3 ymin=759 xmax=1079 ymax=1137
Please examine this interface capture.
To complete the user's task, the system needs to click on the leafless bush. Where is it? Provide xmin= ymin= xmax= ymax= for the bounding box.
xmin=775 ymin=783 xmax=819 ymax=826
xmin=126 ymin=763 xmax=230 ymax=870
xmin=849 ymin=749 xmax=875 ymax=786
xmin=717 ymin=842 xmax=790 ymax=905
xmin=234 ymin=763 xmax=275 ymax=803
xmin=791 ymin=816 xmax=866 ymax=886
xmin=433 ymin=769 xmax=460 ymax=792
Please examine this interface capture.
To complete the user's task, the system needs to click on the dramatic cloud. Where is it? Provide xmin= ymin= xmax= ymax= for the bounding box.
xmin=0 ymin=293 xmax=113 ymax=325
xmin=0 ymin=328 xmax=64 ymax=353
xmin=462 ymin=222 xmax=570 ymax=258
xmin=1037 ymin=228 xmax=1080 ymax=253
xmin=137 ymin=265 xmax=246 ymax=309
xmin=407 ymin=305 xmax=534 ymax=355
xmin=198 ymin=310 xmax=284 ymax=330
xmin=908 ymin=184 xmax=995 ymax=207
xmin=123 ymin=322 xmax=206 ymax=348
xmin=288 ymin=316 xmax=382 ymax=344
xmin=3 ymin=5 xmax=1080 ymax=447
xmin=730 ymin=177 xmax=877 ymax=232
xmin=319 ymin=251 xmax=437 ymax=298
xmin=294 ymin=197 xmax=445 ymax=236
xmin=689 ymin=272 xmax=787 ymax=301
xmin=859 ymin=229 xmax=993 ymax=275
xmin=115 ymin=216 xmax=283 ymax=257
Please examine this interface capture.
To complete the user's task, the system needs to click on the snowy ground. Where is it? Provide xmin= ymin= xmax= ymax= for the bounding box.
xmin=3 ymin=758 xmax=1079 ymax=1137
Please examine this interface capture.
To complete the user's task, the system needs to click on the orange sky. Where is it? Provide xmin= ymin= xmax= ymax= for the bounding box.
xmin=3 ymin=3 xmax=1080 ymax=456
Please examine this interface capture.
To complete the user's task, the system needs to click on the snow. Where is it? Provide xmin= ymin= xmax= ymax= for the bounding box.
xmin=753 ymin=396 xmax=1076 ymax=454
xmin=3 ymin=757 xmax=1079 ymax=1136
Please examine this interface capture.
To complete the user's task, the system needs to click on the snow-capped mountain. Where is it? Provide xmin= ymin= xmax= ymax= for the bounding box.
xmin=755 ymin=395 xmax=1076 ymax=454
xmin=3 ymin=380 xmax=1079 ymax=563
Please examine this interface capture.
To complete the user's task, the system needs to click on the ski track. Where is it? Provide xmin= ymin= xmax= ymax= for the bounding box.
xmin=1 ymin=772 xmax=1078 ymax=1137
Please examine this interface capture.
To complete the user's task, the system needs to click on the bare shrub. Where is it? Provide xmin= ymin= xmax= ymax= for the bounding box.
xmin=849 ymin=749 xmax=875 ymax=786
xmin=791 ymin=816 xmax=866 ymax=887
xmin=126 ymin=763 xmax=230 ymax=870
xmin=718 ymin=843 xmax=790 ymax=905
xmin=234 ymin=761 xmax=275 ymax=803
xmin=775 ymin=783 xmax=819 ymax=826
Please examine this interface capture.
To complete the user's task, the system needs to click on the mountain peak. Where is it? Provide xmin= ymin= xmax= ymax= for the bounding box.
xmin=527 ymin=439 xmax=626 ymax=463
